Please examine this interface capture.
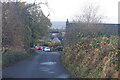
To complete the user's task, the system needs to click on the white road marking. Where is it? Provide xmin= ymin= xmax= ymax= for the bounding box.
xmin=49 ymin=72 xmax=55 ymax=74
xmin=40 ymin=62 xmax=56 ymax=65
xmin=57 ymin=74 xmax=69 ymax=78
xmin=39 ymin=67 xmax=50 ymax=72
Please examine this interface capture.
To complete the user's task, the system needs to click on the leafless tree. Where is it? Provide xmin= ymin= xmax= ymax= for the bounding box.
xmin=65 ymin=4 xmax=106 ymax=44
xmin=73 ymin=4 xmax=104 ymax=23
xmin=71 ymin=4 xmax=105 ymax=32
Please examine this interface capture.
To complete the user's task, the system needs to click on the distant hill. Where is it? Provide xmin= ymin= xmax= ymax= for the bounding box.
xmin=50 ymin=21 xmax=66 ymax=29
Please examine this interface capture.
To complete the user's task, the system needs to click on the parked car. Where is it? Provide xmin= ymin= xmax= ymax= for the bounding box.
xmin=34 ymin=46 xmax=41 ymax=50
xmin=43 ymin=47 xmax=51 ymax=52
xmin=41 ymin=46 xmax=45 ymax=51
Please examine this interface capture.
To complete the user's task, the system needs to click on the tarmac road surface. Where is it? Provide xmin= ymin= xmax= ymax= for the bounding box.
xmin=2 ymin=50 xmax=70 ymax=78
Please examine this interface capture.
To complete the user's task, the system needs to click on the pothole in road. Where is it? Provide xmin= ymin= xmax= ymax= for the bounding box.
xmin=40 ymin=62 xmax=56 ymax=65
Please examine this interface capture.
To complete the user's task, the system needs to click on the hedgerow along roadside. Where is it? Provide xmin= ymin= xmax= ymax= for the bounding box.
xmin=2 ymin=49 xmax=39 ymax=68
xmin=61 ymin=33 xmax=119 ymax=78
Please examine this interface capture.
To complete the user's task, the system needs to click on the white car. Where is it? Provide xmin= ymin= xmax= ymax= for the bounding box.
xmin=44 ymin=47 xmax=51 ymax=52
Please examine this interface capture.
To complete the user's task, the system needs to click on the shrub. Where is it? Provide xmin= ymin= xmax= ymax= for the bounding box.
xmin=61 ymin=35 xmax=119 ymax=78
xmin=55 ymin=46 xmax=63 ymax=51
xmin=2 ymin=49 xmax=39 ymax=67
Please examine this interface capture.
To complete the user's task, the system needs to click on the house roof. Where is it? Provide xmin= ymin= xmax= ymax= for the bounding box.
xmin=51 ymin=37 xmax=61 ymax=43
xmin=50 ymin=31 xmax=60 ymax=33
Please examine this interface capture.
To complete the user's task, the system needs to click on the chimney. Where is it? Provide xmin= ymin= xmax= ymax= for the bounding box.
xmin=66 ymin=19 xmax=69 ymax=26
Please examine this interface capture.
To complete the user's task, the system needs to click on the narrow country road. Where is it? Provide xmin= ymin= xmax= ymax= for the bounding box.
xmin=2 ymin=50 xmax=70 ymax=78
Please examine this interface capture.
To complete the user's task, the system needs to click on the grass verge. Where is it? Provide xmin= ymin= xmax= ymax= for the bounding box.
xmin=2 ymin=49 xmax=39 ymax=68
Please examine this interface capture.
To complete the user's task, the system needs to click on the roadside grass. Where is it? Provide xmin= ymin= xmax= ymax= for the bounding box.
xmin=2 ymin=49 xmax=39 ymax=67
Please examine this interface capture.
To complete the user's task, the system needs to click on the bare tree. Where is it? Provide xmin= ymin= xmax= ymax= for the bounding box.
xmin=71 ymin=4 xmax=106 ymax=33
xmin=65 ymin=4 xmax=106 ymax=44
xmin=73 ymin=4 xmax=103 ymax=24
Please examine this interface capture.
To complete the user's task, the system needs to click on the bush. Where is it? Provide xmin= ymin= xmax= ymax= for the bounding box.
xmin=2 ymin=49 xmax=39 ymax=67
xmin=61 ymin=35 xmax=119 ymax=78
xmin=55 ymin=46 xmax=63 ymax=51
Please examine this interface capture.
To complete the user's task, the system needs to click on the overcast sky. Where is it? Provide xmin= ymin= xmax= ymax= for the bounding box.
xmin=21 ymin=0 xmax=119 ymax=23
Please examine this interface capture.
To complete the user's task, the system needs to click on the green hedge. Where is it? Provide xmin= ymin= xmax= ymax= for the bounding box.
xmin=55 ymin=46 xmax=63 ymax=51
xmin=2 ymin=49 xmax=39 ymax=67
xmin=61 ymin=35 xmax=119 ymax=78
